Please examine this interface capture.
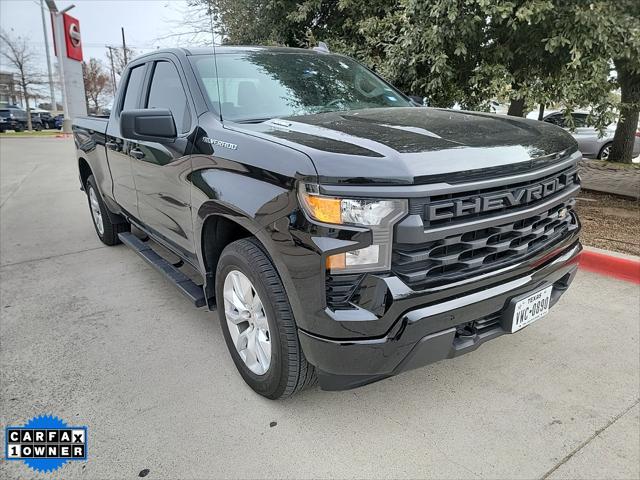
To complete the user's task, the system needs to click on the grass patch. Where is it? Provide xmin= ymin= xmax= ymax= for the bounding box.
xmin=0 ymin=130 xmax=64 ymax=138
xmin=583 ymin=159 xmax=640 ymax=170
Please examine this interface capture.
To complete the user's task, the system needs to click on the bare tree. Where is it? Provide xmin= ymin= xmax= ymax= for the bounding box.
xmin=103 ymin=46 xmax=137 ymax=91
xmin=154 ymin=1 xmax=223 ymax=46
xmin=0 ymin=30 xmax=43 ymax=131
xmin=110 ymin=46 xmax=137 ymax=76
xmin=82 ymin=58 xmax=112 ymax=113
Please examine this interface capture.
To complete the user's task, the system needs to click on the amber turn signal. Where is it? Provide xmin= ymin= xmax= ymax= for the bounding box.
xmin=300 ymin=193 xmax=342 ymax=224
xmin=326 ymin=253 xmax=346 ymax=270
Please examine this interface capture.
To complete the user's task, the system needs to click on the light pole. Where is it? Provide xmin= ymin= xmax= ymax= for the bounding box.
xmin=39 ymin=0 xmax=57 ymax=111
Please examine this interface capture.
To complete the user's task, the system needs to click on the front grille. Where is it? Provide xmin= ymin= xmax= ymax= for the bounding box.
xmin=409 ymin=166 xmax=579 ymax=228
xmin=393 ymin=199 xmax=578 ymax=288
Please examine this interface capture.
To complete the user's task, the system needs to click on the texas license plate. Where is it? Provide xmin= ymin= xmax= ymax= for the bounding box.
xmin=511 ymin=286 xmax=553 ymax=333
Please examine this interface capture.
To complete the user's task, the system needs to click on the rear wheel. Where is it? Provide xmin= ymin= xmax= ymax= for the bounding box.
xmin=598 ymin=142 xmax=612 ymax=160
xmin=216 ymin=238 xmax=316 ymax=399
xmin=86 ymin=175 xmax=129 ymax=246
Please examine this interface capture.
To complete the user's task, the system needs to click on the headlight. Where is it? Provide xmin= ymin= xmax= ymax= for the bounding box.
xmin=298 ymin=183 xmax=407 ymax=273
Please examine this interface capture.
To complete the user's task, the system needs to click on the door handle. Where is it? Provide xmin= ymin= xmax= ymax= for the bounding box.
xmin=130 ymin=147 xmax=145 ymax=160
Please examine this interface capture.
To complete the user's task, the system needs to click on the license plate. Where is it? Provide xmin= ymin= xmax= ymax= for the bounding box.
xmin=511 ymin=286 xmax=553 ymax=333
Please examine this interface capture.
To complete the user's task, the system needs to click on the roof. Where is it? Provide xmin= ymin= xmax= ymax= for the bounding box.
xmin=132 ymin=45 xmax=332 ymax=61
xmin=186 ymin=45 xmax=325 ymax=55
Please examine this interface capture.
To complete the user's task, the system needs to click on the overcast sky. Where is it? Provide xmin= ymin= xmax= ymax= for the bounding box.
xmin=1 ymin=0 xmax=209 ymax=70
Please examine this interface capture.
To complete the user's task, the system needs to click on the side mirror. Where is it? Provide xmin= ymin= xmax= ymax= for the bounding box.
xmin=120 ymin=108 xmax=177 ymax=143
xmin=408 ymin=95 xmax=427 ymax=107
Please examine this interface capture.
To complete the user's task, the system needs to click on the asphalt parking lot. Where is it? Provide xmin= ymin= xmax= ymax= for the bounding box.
xmin=1 ymin=137 xmax=639 ymax=479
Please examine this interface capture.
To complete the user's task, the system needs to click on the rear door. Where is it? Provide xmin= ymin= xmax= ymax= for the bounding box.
xmin=571 ymin=113 xmax=598 ymax=157
xmin=106 ymin=62 xmax=148 ymax=217
xmin=130 ymin=56 xmax=196 ymax=260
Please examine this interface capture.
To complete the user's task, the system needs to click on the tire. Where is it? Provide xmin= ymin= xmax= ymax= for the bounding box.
xmin=86 ymin=175 xmax=129 ymax=246
xmin=216 ymin=237 xmax=317 ymax=399
xmin=598 ymin=142 xmax=612 ymax=160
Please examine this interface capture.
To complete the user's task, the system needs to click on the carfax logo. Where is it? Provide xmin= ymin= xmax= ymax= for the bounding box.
xmin=5 ymin=415 xmax=88 ymax=473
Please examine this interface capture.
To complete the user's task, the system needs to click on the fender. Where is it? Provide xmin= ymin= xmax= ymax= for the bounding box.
xmin=193 ymin=170 xmax=310 ymax=326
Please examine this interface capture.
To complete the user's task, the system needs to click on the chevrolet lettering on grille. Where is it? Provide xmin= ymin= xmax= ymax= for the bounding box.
xmin=427 ymin=168 xmax=578 ymax=222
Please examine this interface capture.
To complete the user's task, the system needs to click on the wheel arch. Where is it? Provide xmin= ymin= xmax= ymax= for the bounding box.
xmin=79 ymin=156 xmax=127 ymax=225
xmin=200 ymin=213 xmax=254 ymax=303
xmin=78 ymin=157 xmax=92 ymax=190
xmin=197 ymin=208 xmax=304 ymax=328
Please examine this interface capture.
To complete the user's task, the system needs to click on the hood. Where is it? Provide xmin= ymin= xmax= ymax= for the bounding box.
xmin=230 ymin=107 xmax=578 ymax=185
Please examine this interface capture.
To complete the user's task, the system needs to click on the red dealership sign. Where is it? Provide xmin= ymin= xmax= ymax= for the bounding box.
xmin=63 ymin=13 xmax=82 ymax=61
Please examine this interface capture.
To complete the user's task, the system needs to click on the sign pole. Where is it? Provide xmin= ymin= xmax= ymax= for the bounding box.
xmin=45 ymin=0 xmax=85 ymax=133
xmin=52 ymin=12 xmax=72 ymax=132
xmin=40 ymin=0 xmax=57 ymax=111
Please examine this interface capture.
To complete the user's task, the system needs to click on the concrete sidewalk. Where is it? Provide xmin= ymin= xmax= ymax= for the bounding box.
xmin=1 ymin=138 xmax=639 ymax=479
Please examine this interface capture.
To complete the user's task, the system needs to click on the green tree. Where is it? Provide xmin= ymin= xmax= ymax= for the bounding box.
xmin=540 ymin=0 xmax=639 ymax=162
xmin=197 ymin=0 xmax=639 ymax=161
xmin=206 ymin=0 xmax=307 ymax=45
xmin=612 ymin=58 xmax=640 ymax=163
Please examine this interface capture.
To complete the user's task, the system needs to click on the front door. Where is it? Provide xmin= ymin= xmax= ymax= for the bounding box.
xmin=130 ymin=58 xmax=196 ymax=260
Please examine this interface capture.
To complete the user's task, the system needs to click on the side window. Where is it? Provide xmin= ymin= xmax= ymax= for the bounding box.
xmin=146 ymin=61 xmax=191 ymax=134
xmin=573 ymin=114 xmax=588 ymax=128
xmin=544 ymin=114 xmax=565 ymax=127
xmin=121 ymin=65 xmax=146 ymax=111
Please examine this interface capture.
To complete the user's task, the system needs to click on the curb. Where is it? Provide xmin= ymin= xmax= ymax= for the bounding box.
xmin=579 ymin=248 xmax=640 ymax=284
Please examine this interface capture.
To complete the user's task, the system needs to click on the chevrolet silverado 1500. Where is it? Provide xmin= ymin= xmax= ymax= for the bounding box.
xmin=73 ymin=46 xmax=581 ymax=398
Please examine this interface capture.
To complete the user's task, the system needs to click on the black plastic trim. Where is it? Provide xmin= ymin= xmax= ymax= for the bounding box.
xmin=118 ymin=232 xmax=206 ymax=307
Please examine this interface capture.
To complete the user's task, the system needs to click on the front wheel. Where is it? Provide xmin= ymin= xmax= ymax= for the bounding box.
xmin=598 ymin=142 xmax=612 ymax=160
xmin=86 ymin=175 xmax=129 ymax=245
xmin=216 ymin=238 xmax=316 ymax=399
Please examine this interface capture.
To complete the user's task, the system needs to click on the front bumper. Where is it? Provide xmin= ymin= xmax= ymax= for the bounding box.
xmin=299 ymin=241 xmax=581 ymax=391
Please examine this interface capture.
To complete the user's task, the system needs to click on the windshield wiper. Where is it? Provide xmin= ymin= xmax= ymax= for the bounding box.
xmin=234 ymin=117 xmax=276 ymax=124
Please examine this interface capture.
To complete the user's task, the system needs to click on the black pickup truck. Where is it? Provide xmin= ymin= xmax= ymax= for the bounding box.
xmin=73 ymin=46 xmax=581 ymax=399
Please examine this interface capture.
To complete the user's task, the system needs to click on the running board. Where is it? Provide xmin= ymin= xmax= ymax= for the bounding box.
xmin=118 ymin=232 xmax=207 ymax=307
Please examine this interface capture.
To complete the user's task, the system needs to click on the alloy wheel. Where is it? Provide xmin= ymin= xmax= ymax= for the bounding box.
xmin=222 ymin=270 xmax=271 ymax=375
xmin=89 ymin=187 xmax=104 ymax=236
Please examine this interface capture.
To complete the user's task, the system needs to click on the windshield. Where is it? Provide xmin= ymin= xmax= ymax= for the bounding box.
xmin=190 ymin=51 xmax=411 ymax=122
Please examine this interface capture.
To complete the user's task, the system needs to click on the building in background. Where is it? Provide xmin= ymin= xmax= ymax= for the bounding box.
xmin=0 ymin=72 xmax=19 ymax=106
